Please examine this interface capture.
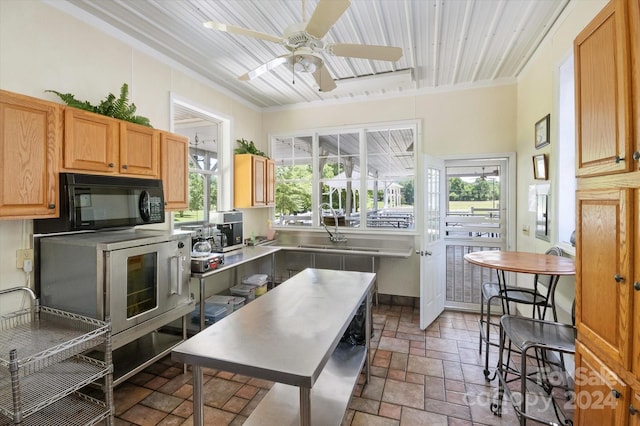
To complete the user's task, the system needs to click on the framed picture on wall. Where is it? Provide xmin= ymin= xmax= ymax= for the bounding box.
xmin=533 ymin=154 xmax=548 ymax=180
xmin=535 ymin=114 xmax=550 ymax=149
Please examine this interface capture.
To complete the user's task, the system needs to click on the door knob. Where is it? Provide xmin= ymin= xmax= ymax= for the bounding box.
xmin=614 ymin=155 xmax=625 ymax=164
xmin=614 ymin=274 xmax=624 ymax=283
xmin=631 ymin=404 xmax=638 ymax=415
xmin=634 ymin=282 xmax=640 ymax=291
xmin=612 ymin=389 xmax=621 ymax=399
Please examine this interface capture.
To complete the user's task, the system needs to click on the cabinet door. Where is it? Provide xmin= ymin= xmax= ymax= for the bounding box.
xmin=63 ymin=107 xmax=119 ymax=173
xmin=574 ymin=341 xmax=629 ymax=426
xmin=160 ymin=131 xmax=188 ymax=211
xmin=0 ymin=90 xmax=60 ymax=219
xmin=266 ymin=158 xmax=275 ymax=206
xmin=120 ymin=122 xmax=159 ymax=177
xmin=574 ymin=0 xmax=633 ymax=177
xmin=576 ymin=188 xmax=633 ymax=370
xmin=252 ymin=155 xmax=267 ymax=206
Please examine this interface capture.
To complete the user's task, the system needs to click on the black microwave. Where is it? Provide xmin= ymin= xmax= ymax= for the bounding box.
xmin=34 ymin=173 xmax=165 ymax=234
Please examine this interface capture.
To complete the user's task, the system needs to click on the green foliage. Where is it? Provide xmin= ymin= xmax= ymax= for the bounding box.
xmin=234 ymin=138 xmax=268 ymax=158
xmin=448 ymin=177 xmax=499 ymax=202
xmin=189 ymin=173 xmax=204 ymax=213
xmin=46 ymin=83 xmax=152 ymax=127
xmin=275 ymin=165 xmax=312 ymax=215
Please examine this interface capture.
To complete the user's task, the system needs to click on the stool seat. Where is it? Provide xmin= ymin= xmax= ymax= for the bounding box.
xmin=492 ymin=314 xmax=576 ymax=425
xmin=501 ymin=316 xmax=576 ymax=353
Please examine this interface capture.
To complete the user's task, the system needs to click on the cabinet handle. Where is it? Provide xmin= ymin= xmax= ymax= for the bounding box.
xmin=108 ymin=163 xmax=115 ymax=168
xmin=634 ymin=282 xmax=640 ymax=291
xmin=612 ymin=389 xmax=621 ymax=399
xmin=47 ymin=204 xmax=55 ymax=209
xmin=633 ymin=151 xmax=640 ymax=161
xmin=631 ymin=405 xmax=638 ymax=415
xmin=122 ymin=164 xmax=128 ymax=170
xmin=614 ymin=274 xmax=624 ymax=283
xmin=614 ymin=155 xmax=625 ymax=164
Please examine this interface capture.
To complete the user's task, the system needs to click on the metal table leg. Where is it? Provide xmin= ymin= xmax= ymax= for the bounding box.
xmin=193 ymin=365 xmax=204 ymax=426
xmin=299 ymin=386 xmax=311 ymax=426
xmin=199 ymin=276 xmax=205 ymax=331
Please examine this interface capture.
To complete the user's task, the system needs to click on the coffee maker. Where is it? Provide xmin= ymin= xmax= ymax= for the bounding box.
xmin=211 ymin=210 xmax=244 ymax=252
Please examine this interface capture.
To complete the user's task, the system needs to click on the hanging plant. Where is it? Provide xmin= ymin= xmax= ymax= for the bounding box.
xmin=234 ymin=138 xmax=268 ymax=158
xmin=46 ymin=83 xmax=152 ymax=127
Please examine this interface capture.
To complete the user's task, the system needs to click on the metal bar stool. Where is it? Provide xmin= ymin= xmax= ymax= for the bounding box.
xmin=478 ymin=247 xmax=564 ymax=380
xmin=491 ymin=309 xmax=576 ymax=425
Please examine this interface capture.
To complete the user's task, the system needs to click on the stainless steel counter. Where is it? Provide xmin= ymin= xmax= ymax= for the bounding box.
xmin=191 ymin=245 xmax=281 ymax=331
xmin=172 ymin=268 xmax=375 ymax=426
xmin=192 ymin=245 xmax=281 ymax=279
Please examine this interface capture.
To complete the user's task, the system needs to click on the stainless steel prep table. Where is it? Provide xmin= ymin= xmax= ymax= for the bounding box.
xmin=191 ymin=245 xmax=281 ymax=331
xmin=172 ymin=268 xmax=375 ymax=426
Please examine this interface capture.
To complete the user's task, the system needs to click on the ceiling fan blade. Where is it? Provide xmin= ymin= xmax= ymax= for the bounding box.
xmin=204 ymin=21 xmax=284 ymax=44
xmin=330 ymin=43 xmax=403 ymax=62
xmin=312 ymin=63 xmax=337 ymax=92
xmin=239 ymin=56 xmax=288 ymax=81
xmin=305 ymin=0 xmax=351 ymax=39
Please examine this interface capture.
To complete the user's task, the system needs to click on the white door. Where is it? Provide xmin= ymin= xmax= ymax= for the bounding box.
xmin=420 ymin=155 xmax=446 ymax=329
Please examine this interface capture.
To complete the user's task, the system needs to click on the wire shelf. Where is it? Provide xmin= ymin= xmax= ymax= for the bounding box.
xmin=0 ymin=288 xmax=113 ymax=425
xmin=0 ymin=392 xmax=110 ymax=426
xmin=0 ymin=306 xmax=109 ymax=375
xmin=0 ymin=355 xmax=109 ymax=420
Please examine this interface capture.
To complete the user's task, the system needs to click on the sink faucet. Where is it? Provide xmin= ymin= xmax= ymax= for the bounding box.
xmin=319 ymin=203 xmax=347 ymax=243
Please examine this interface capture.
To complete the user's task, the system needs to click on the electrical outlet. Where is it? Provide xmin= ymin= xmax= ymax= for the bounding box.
xmin=16 ymin=249 xmax=34 ymax=269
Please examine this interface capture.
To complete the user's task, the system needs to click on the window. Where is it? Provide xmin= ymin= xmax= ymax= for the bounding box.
xmin=171 ymin=99 xmax=222 ymax=224
xmin=556 ymin=54 xmax=576 ymax=245
xmin=271 ymin=122 xmax=417 ymax=231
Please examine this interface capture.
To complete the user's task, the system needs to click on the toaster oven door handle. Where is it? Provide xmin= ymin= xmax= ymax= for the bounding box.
xmin=170 ymin=256 xmax=183 ymax=295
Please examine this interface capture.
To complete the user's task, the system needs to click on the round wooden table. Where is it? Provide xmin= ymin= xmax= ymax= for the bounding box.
xmin=464 ymin=250 xmax=575 ymax=276
xmin=465 ymin=250 xmax=576 ymax=380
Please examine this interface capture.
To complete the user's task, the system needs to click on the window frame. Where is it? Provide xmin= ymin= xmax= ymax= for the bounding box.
xmin=270 ymin=120 xmax=419 ymax=234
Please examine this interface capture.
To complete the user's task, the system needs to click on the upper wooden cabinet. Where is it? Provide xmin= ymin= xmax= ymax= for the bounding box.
xmin=63 ymin=107 xmax=159 ymax=177
xmin=120 ymin=121 xmax=159 ymax=176
xmin=266 ymin=158 xmax=275 ymax=206
xmin=574 ymin=0 xmax=635 ymax=177
xmin=160 ymin=131 xmax=188 ymax=211
xmin=0 ymin=90 xmax=61 ymax=219
xmin=234 ymin=154 xmax=275 ymax=208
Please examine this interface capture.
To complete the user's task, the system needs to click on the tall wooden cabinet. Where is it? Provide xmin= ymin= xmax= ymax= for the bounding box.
xmin=574 ymin=0 xmax=640 ymax=423
xmin=234 ymin=153 xmax=275 ymax=208
xmin=0 ymin=90 xmax=61 ymax=219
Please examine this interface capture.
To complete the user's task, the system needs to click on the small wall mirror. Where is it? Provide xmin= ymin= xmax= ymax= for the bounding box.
xmin=535 ymin=194 xmax=549 ymax=241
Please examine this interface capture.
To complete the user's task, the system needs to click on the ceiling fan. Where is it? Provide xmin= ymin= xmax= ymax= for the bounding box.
xmin=204 ymin=0 xmax=403 ymax=92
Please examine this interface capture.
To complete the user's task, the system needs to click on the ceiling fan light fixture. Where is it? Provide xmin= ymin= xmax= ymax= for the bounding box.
xmin=289 ymin=53 xmax=322 ymax=73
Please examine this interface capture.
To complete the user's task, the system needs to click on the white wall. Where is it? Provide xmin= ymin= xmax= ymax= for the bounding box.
xmin=514 ymin=0 xmax=607 ymax=321
xmin=0 ymin=0 xmax=263 ymax=295
xmin=263 ymin=83 xmax=519 ymax=297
